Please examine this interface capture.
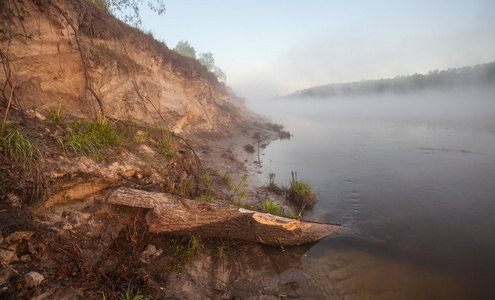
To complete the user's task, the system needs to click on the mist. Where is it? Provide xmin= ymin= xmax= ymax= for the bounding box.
xmin=244 ymin=86 xmax=495 ymax=133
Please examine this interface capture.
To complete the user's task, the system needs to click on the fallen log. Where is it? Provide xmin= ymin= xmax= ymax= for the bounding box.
xmin=107 ymin=187 xmax=340 ymax=246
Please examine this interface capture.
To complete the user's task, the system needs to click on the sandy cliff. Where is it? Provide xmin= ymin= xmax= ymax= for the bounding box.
xmin=1 ymin=0 xmax=243 ymax=136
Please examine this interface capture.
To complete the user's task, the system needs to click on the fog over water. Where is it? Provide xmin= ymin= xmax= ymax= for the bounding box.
xmin=245 ymin=87 xmax=495 ymax=298
xmin=248 ymin=87 xmax=495 ymax=132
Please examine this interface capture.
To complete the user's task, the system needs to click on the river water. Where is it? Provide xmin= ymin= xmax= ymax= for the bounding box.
xmin=249 ymin=88 xmax=495 ymax=299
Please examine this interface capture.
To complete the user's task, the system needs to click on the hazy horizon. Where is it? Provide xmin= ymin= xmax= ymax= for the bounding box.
xmin=138 ymin=0 xmax=495 ymax=101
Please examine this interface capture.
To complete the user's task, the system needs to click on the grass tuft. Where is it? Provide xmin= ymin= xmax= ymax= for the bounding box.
xmin=262 ymin=197 xmax=282 ymax=215
xmin=59 ymin=112 xmax=120 ymax=155
xmin=1 ymin=124 xmax=42 ymax=166
xmin=289 ymin=171 xmax=317 ymax=208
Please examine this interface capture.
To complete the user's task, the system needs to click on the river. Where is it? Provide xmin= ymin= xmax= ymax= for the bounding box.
xmin=249 ymin=88 xmax=495 ymax=299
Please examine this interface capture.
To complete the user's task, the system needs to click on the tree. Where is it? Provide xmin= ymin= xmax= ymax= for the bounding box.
xmin=90 ymin=0 xmax=166 ymax=27
xmin=199 ymin=52 xmax=227 ymax=82
xmin=172 ymin=42 xmax=227 ymax=82
xmin=173 ymin=41 xmax=196 ymax=59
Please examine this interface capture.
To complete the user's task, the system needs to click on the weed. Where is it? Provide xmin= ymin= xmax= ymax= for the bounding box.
xmin=289 ymin=171 xmax=317 ymax=208
xmin=228 ymin=198 xmax=243 ymax=206
xmin=224 ymin=173 xmax=249 ymax=204
xmin=44 ymin=96 xmax=66 ymax=125
xmin=155 ymin=138 xmax=176 ymax=157
xmin=172 ymin=234 xmax=203 ymax=270
xmin=117 ymin=284 xmax=151 ymax=300
xmin=262 ymin=197 xmax=282 ymax=215
xmin=247 ymin=204 xmax=259 ymax=210
xmin=1 ymin=124 xmax=42 ymax=166
xmin=196 ymin=172 xmax=216 ymax=201
xmin=216 ymin=245 xmax=225 ymax=259
xmin=96 ymin=42 xmax=110 ymax=54
xmin=194 ymin=194 xmax=215 ymax=203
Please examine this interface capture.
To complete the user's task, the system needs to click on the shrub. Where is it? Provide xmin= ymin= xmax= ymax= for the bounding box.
xmin=225 ymin=173 xmax=249 ymax=204
xmin=244 ymin=144 xmax=255 ymax=153
xmin=288 ymin=171 xmax=317 ymax=208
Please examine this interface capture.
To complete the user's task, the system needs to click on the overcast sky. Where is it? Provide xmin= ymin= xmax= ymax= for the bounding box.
xmin=139 ymin=0 xmax=495 ymax=99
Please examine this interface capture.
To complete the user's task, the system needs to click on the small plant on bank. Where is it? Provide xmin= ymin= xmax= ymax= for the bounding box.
xmin=224 ymin=173 xmax=249 ymax=205
xmin=265 ymin=122 xmax=291 ymax=140
xmin=243 ymin=143 xmax=255 ymax=153
xmin=0 ymin=124 xmax=43 ymax=166
xmin=117 ymin=284 xmax=151 ymax=300
xmin=289 ymin=171 xmax=317 ymax=208
xmin=44 ymin=96 xmax=66 ymax=125
xmin=156 ymin=138 xmax=176 ymax=158
xmin=269 ymin=172 xmax=276 ymax=186
xmin=172 ymin=234 xmax=203 ymax=270
xmin=262 ymin=197 xmax=282 ymax=215
xmin=59 ymin=111 xmax=121 ymax=156
xmin=195 ymin=172 xmax=216 ymax=202
xmin=228 ymin=198 xmax=243 ymax=206
xmin=96 ymin=42 xmax=110 ymax=54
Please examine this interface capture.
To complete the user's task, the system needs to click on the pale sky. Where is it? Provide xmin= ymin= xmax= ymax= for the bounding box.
xmin=138 ymin=0 xmax=495 ymax=99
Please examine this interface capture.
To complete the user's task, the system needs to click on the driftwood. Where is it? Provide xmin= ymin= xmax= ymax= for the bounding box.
xmin=107 ymin=187 xmax=340 ymax=246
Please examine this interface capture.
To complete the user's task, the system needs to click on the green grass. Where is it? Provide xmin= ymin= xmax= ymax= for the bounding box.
xmin=96 ymin=42 xmax=110 ymax=54
xmin=155 ymin=138 xmax=176 ymax=157
xmin=262 ymin=197 xmax=282 ymax=215
xmin=225 ymin=173 xmax=249 ymax=204
xmin=45 ymin=109 xmax=66 ymax=125
xmin=228 ymin=198 xmax=243 ymax=206
xmin=289 ymin=171 xmax=317 ymax=207
xmin=172 ymin=234 xmax=203 ymax=270
xmin=117 ymin=285 xmax=151 ymax=300
xmin=59 ymin=112 xmax=121 ymax=155
xmin=44 ymin=96 xmax=66 ymax=125
xmin=1 ymin=124 xmax=42 ymax=166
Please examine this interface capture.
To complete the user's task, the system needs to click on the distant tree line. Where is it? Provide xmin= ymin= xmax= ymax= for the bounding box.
xmin=173 ymin=41 xmax=227 ymax=82
xmin=286 ymin=61 xmax=495 ymax=99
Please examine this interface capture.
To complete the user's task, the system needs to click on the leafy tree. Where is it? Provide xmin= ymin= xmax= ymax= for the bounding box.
xmin=199 ymin=52 xmax=227 ymax=82
xmin=173 ymin=40 xmax=197 ymax=59
xmin=198 ymin=52 xmax=214 ymax=70
xmin=172 ymin=41 xmax=227 ymax=82
xmin=90 ymin=0 xmax=166 ymax=27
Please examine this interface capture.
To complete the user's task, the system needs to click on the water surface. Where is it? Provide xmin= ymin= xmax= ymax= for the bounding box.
xmin=251 ymin=89 xmax=495 ymax=298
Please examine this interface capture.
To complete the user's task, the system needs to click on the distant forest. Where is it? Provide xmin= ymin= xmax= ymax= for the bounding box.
xmin=285 ymin=61 xmax=495 ymax=99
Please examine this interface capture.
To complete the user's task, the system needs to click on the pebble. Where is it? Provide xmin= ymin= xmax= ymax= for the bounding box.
xmin=24 ymin=271 xmax=44 ymax=288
